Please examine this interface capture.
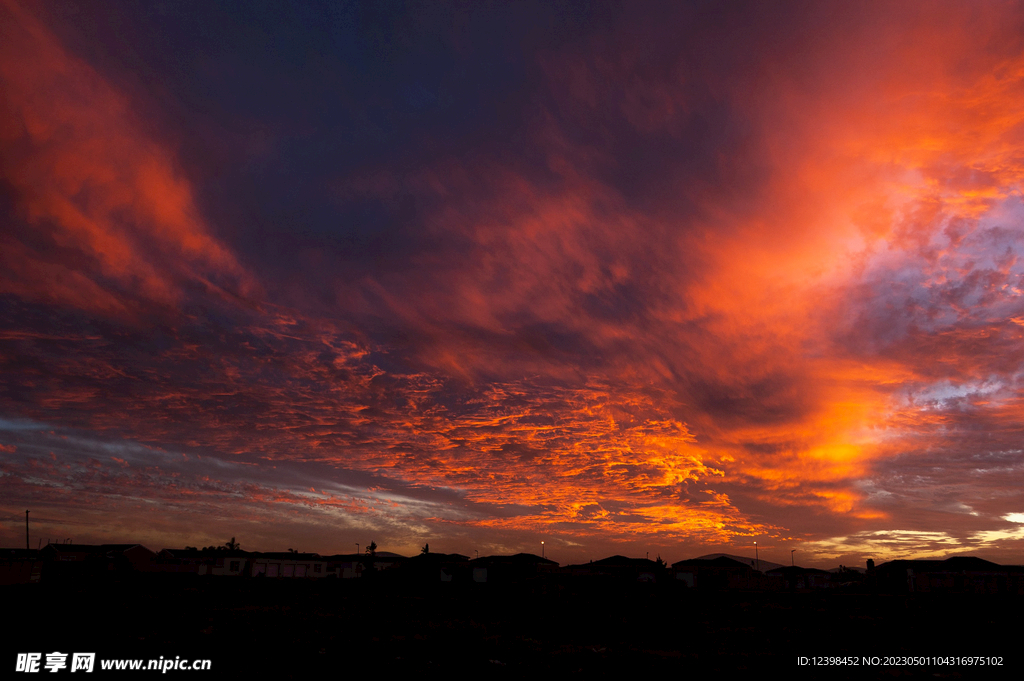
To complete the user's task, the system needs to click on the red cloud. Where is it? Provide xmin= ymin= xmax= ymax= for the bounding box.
xmin=0 ymin=0 xmax=257 ymax=318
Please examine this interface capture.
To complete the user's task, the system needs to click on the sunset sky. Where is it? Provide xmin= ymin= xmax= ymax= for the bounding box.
xmin=3 ymin=0 xmax=1024 ymax=568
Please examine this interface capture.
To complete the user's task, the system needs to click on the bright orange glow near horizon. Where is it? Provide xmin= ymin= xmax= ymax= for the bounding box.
xmin=3 ymin=0 xmax=1024 ymax=567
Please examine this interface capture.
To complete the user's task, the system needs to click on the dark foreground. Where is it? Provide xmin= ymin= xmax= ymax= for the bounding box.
xmin=3 ymin=578 xmax=1019 ymax=678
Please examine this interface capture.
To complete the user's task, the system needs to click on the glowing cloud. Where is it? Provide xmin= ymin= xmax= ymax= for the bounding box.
xmin=0 ymin=0 xmax=255 ymax=317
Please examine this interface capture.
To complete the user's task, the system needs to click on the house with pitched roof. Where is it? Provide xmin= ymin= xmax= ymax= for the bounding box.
xmin=874 ymin=557 xmax=1024 ymax=594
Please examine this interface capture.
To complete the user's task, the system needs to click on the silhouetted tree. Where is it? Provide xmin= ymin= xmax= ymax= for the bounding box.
xmin=421 ymin=543 xmax=429 ymax=555
xmin=225 ymin=537 xmax=240 ymax=551
xmin=655 ymin=554 xmax=666 ymax=569
xmin=363 ymin=541 xmax=378 ymax=576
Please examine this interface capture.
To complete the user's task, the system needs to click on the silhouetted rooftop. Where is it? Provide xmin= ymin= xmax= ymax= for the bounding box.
xmin=672 ymin=556 xmax=752 ymax=570
xmin=875 ymin=556 xmax=1011 ymax=572
xmin=765 ymin=565 xmax=831 ymax=576
xmin=409 ymin=552 xmax=470 ymax=562
xmin=472 ymin=552 xmax=558 ymax=566
xmin=160 ymin=547 xmax=250 ymax=558
xmin=43 ymin=543 xmax=151 ymax=554
xmin=253 ymin=552 xmax=323 ymax=561
xmin=566 ymin=555 xmax=662 ymax=571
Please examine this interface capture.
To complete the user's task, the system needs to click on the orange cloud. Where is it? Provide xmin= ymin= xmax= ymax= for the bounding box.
xmin=0 ymin=0 xmax=256 ymax=318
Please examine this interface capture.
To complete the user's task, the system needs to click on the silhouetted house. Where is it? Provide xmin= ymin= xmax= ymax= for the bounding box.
xmin=0 ymin=549 xmax=43 ymax=585
xmin=39 ymin=543 xmax=156 ymax=579
xmin=322 ymin=553 xmax=364 ymax=578
xmin=874 ymin=557 xmax=1024 ymax=594
xmin=250 ymin=552 xmax=327 ymax=578
xmin=209 ymin=550 xmax=250 ymax=576
xmin=566 ymin=555 xmax=664 ymax=583
xmin=369 ymin=551 xmax=406 ymax=572
xmin=153 ymin=548 xmax=207 ymax=574
xmin=829 ymin=565 xmax=866 ymax=588
xmin=765 ymin=565 xmax=833 ymax=590
xmin=469 ymin=553 xmax=559 ymax=583
xmin=398 ymin=552 xmax=471 ymax=583
xmin=157 ymin=548 xmax=250 ymax=576
xmin=318 ymin=551 xmax=406 ymax=578
xmin=672 ymin=556 xmax=769 ymax=589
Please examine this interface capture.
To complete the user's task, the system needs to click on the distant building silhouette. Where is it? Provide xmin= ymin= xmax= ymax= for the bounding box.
xmin=874 ymin=557 xmax=1024 ymax=594
xmin=40 ymin=543 xmax=155 ymax=579
xmin=765 ymin=565 xmax=832 ymax=590
xmin=0 ymin=548 xmax=43 ymax=585
xmin=566 ymin=555 xmax=664 ymax=583
xmin=671 ymin=556 xmax=779 ymax=590
xmin=469 ymin=553 xmax=558 ymax=584
xmin=9 ymin=539 xmax=1024 ymax=595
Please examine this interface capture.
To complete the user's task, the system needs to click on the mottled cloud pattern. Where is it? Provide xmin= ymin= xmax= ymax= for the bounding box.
xmin=3 ymin=0 xmax=1024 ymax=565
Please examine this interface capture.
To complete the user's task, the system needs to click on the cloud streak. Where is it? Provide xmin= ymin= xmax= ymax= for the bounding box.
xmin=0 ymin=0 xmax=256 ymax=319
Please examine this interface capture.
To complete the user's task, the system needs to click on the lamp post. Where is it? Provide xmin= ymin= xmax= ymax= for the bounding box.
xmin=541 ymin=541 xmax=545 ymax=559
xmin=754 ymin=541 xmax=759 ymax=571
xmin=355 ymin=543 xmax=359 ymax=556
xmin=791 ymin=549 xmax=795 ymax=566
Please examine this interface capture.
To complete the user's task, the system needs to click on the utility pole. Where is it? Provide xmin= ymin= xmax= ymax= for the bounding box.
xmin=791 ymin=549 xmax=795 ymax=566
xmin=25 ymin=510 xmax=30 ymax=550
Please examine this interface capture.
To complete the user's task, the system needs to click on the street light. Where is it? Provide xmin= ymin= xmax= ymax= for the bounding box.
xmin=791 ymin=549 xmax=795 ymax=566
xmin=355 ymin=543 xmax=359 ymax=556
xmin=754 ymin=541 xmax=759 ymax=571
xmin=541 ymin=541 xmax=545 ymax=559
